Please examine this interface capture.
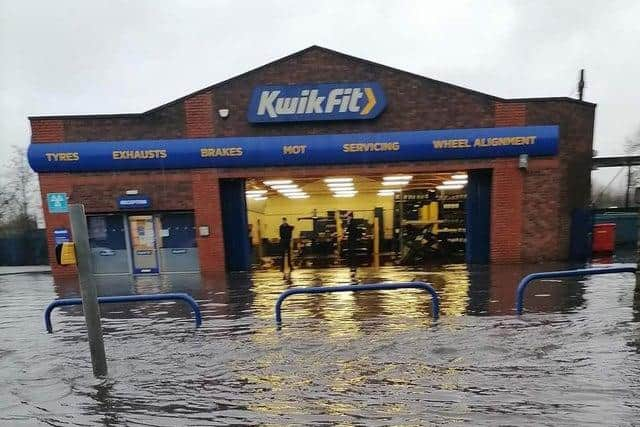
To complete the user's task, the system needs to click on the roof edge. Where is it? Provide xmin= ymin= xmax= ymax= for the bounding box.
xmin=28 ymin=45 xmax=596 ymax=120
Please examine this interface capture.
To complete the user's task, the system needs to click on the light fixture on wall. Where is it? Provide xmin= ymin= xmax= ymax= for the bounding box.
xmin=125 ymin=189 xmax=139 ymax=195
xmin=218 ymin=109 xmax=230 ymax=119
xmin=519 ymin=154 xmax=529 ymax=170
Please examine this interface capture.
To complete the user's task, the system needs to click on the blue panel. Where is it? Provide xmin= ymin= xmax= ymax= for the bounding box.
xmin=220 ymin=179 xmax=251 ymax=271
xmin=28 ymin=126 xmax=559 ymax=173
xmin=466 ymin=170 xmax=491 ymax=264
xmin=570 ymin=209 xmax=594 ymax=261
xmin=247 ymin=82 xmax=386 ymax=122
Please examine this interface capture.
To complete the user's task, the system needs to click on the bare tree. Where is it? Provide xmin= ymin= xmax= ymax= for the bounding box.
xmin=623 ymin=126 xmax=640 ymax=195
xmin=0 ymin=146 xmax=41 ymax=230
xmin=592 ymin=180 xmax=626 ymax=208
xmin=624 ymin=126 xmax=640 ymax=155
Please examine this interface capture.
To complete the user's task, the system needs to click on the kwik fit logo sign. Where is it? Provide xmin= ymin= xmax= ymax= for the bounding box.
xmin=247 ymin=82 xmax=386 ymax=123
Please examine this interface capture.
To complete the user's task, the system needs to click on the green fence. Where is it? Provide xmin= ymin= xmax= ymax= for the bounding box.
xmin=0 ymin=229 xmax=48 ymax=266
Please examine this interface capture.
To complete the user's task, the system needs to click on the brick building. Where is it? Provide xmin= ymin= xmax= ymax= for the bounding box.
xmin=28 ymin=46 xmax=595 ymax=279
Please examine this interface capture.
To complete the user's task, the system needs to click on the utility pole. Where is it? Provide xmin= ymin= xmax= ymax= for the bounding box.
xmin=68 ymin=204 xmax=108 ymax=377
xmin=578 ymin=69 xmax=585 ymax=101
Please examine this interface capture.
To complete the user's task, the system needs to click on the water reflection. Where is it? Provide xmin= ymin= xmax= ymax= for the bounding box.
xmin=50 ymin=262 xmax=602 ymax=322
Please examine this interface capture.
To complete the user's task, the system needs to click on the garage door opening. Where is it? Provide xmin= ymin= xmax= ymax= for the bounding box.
xmin=243 ymin=170 xmax=489 ymax=270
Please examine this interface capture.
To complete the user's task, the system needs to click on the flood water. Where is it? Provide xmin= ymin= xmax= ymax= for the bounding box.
xmin=1 ymin=262 xmax=639 ymax=425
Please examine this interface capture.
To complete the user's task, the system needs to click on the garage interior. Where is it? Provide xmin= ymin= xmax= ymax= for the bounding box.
xmin=245 ymin=172 xmax=471 ymax=269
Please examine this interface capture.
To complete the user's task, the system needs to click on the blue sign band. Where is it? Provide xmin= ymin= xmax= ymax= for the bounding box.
xmin=247 ymin=82 xmax=387 ymax=123
xmin=28 ymin=125 xmax=559 ymax=173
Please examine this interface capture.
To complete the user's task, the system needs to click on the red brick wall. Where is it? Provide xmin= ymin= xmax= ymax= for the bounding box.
xmin=31 ymin=119 xmax=64 ymax=143
xmin=191 ymin=170 xmax=225 ymax=273
xmin=185 ymin=92 xmax=214 ymax=137
xmin=490 ymin=162 xmax=524 ymax=262
xmin=521 ymin=160 xmax=562 ymax=261
xmin=495 ymin=102 xmax=526 ymax=126
xmin=39 ymin=173 xmax=77 ymax=277
xmin=525 ymin=101 xmax=595 ymax=259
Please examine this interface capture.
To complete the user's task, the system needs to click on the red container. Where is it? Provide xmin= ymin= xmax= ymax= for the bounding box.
xmin=592 ymin=223 xmax=616 ymax=254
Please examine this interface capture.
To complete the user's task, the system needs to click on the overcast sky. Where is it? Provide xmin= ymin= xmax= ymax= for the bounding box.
xmin=1 ymin=0 xmax=639 ymax=188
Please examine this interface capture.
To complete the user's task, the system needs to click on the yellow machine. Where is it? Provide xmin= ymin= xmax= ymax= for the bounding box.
xmin=55 ymin=242 xmax=77 ymax=265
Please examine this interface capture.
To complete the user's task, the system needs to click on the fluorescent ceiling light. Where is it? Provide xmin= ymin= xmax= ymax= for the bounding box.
xmin=333 ymin=190 xmax=357 ymax=195
xmin=452 ymin=174 xmax=468 ymax=180
xmin=382 ymin=181 xmax=409 ymax=186
xmin=264 ymin=179 xmax=293 ymax=186
xmin=324 ymin=177 xmax=353 ymax=183
xmin=271 ymin=184 xmax=299 ymax=189
xmin=278 ymin=189 xmax=305 ymax=194
xmin=326 ymin=182 xmax=355 ymax=188
xmin=246 ymin=189 xmax=267 ymax=195
xmin=383 ymin=175 xmax=413 ymax=181
xmin=443 ymin=180 xmax=467 ymax=186
xmin=333 ymin=193 xmax=356 ymax=198
xmin=288 ymin=194 xmax=310 ymax=199
xmin=251 ymin=196 xmax=267 ymax=201
xmin=377 ymin=192 xmax=395 ymax=196
xmin=436 ymin=184 xmax=464 ymax=190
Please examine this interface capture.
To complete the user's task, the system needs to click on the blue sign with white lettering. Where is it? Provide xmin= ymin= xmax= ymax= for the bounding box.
xmin=53 ymin=228 xmax=70 ymax=244
xmin=247 ymin=82 xmax=387 ymax=123
xmin=27 ymin=125 xmax=559 ymax=173
xmin=117 ymin=195 xmax=151 ymax=210
xmin=47 ymin=193 xmax=68 ymax=213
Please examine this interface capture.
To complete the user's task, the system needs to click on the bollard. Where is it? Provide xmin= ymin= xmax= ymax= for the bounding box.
xmin=69 ymin=204 xmax=108 ymax=377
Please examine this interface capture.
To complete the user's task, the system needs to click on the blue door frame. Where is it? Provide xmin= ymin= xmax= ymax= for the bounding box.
xmin=466 ymin=169 xmax=492 ymax=264
xmin=220 ymin=179 xmax=251 ymax=272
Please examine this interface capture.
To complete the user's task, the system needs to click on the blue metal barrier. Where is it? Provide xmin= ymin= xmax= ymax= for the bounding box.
xmin=45 ymin=292 xmax=202 ymax=333
xmin=275 ymin=282 xmax=440 ymax=324
xmin=515 ymin=266 xmax=637 ymax=315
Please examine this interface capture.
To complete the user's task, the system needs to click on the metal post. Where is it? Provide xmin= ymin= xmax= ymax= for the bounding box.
xmin=637 ymin=201 xmax=640 ymax=289
xmin=257 ymin=218 xmax=263 ymax=260
xmin=68 ymin=204 xmax=107 ymax=377
xmin=373 ymin=216 xmax=380 ymax=268
xmin=626 ymin=164 xmax=631 ymax=208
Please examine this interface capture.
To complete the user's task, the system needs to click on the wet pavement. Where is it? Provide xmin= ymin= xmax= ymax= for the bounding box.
xmin=1 ymin=262 xmax=639 ymax=425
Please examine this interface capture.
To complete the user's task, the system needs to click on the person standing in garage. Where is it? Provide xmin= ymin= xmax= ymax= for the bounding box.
xmin=345 ymin=211 xmax=359 ymax=283
xmin=279 ymin=217 xmax=294 ymax=276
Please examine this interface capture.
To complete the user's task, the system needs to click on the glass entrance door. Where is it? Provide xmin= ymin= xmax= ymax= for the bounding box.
xmin=128 ymin=215 xmax=159 ymax=274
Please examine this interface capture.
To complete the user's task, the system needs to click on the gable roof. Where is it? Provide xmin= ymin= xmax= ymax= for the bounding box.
xmin=29 ymin=45 xmax=595 ymax=120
